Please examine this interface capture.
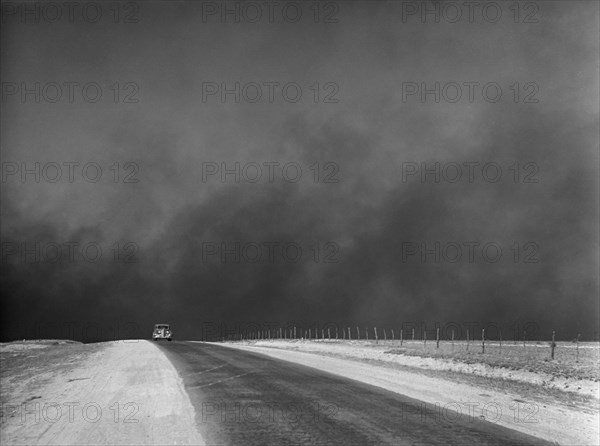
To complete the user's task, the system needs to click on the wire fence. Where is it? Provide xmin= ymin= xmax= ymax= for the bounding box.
xmin=221 ymin=326 xmax=597 ymax=362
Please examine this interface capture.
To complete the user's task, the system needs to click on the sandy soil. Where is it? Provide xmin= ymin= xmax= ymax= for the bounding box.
xmin=234 ymin=340 xmax=600 ymax=401
xmin=0 ymin=340 xmax=82 ymax=353
xmin=219 ymin=340 xmax=600 ymax=446
xmin=0 ymin=340 xmax=204 ymax=445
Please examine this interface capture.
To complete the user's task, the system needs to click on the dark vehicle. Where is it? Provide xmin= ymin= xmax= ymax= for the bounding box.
xmin=153 ymin=323 xmax=172 ymax=341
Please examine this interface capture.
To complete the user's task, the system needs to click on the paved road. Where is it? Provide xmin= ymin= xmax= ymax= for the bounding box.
xmin=157 ymin=341 xmax=552 ymax=446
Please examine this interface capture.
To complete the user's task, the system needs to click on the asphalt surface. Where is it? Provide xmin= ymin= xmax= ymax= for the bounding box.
xmin=157 ymin=341 xmax=553 ymax=446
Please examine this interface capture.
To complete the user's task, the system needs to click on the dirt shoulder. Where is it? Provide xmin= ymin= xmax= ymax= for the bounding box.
xmin=1 ymin=340 xmax=204 ymax=446
xmin=218 ymin=340 xmax=600 ymax=446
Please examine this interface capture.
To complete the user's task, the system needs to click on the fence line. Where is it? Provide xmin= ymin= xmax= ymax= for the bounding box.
xmin=218 ymin=325 xmax=590 ymax=361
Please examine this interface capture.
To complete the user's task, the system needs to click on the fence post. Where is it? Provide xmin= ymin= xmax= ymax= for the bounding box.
xmin=294 ymin=326 xmax=297 ymax=339
xmin=424 ymin=330 xmax=427 ymax=347
xmin=412 ymin=328 xmax=415 ymax=341
xmin=356 ymin=326 xmax=360 ymax=340
xmin=335 ymin=327 xmax=338 ymax=339
xmin=400 ymin=329 xmax=403 ymax=346
xmin=375 ymin=327 xmax=378 ymax=343
xmin=391 ymin=329 xmax=395 ymax=341
xmin=499 ymin=330 xmax=502 ymax=354
xmin=383 ymin=328 xmax=387 ymax=342
xmin=481 ymin=328 xmax=485 ymax=354
xmin=348 ymin=327 xmax=351 ymax=340
xmin=523 ymin=330 xmax=526 ymax=348
xmin=436 ymin=327 xmax=440 ymax=349
xmin=551 ymin=330 xmax=556 ymax=360
xmin=328 ymin=328 xmax=331 ymax=340
xmin=366 ymin=327 xmax=369 ymax=341
xmin=467 ymin=329 xmax=470 ymax=351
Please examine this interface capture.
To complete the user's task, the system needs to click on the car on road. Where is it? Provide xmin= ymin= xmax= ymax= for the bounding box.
xmin=153 ymin=323 xmax=172 ymax=341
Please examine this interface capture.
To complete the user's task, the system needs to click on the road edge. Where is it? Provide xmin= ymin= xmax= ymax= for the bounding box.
xmin=210 ymin=341 xmax=597 ymax=446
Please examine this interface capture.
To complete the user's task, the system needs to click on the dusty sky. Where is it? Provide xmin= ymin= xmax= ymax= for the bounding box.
xmin=1 ymin=1 xmax=598 ymax=341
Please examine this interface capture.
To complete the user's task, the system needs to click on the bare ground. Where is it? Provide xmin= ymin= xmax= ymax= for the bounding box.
xmin=218 ymin=340 xmax=600 ymax=446
xmin=0 ymin=340 xmax=204 ymax=446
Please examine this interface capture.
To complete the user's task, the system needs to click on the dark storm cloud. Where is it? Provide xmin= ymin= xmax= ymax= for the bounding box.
xmin=1 ymin=1 xmax=598 ymax=341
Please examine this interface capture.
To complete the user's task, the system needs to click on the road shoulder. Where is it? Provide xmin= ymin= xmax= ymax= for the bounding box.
xmin=1 ymin=340 xmax=204 ymax=445
xmin=216 ymin=341 xmax=598 ymax=446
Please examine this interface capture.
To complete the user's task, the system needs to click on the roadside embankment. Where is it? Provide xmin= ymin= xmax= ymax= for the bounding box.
xmin=1 ymin=340 xmax=203 ymax=446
